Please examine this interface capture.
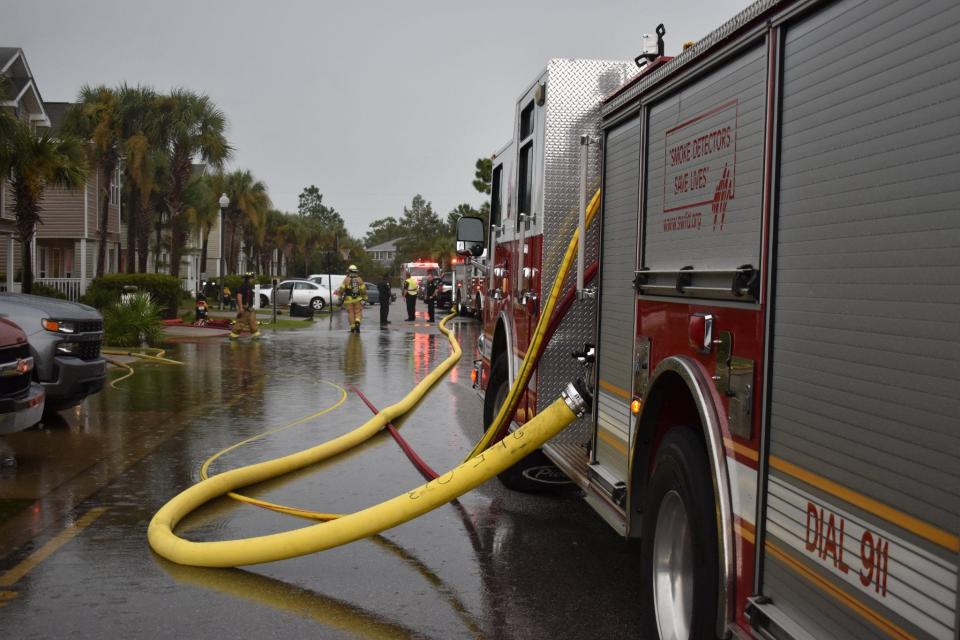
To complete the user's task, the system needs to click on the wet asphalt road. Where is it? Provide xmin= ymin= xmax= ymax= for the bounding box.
xmin=0 ymin=306 xmax=644 ymax=639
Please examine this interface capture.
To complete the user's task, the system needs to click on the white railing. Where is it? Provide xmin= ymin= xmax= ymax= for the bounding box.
xmin=35 ymin=278 xmax=83 ymax=301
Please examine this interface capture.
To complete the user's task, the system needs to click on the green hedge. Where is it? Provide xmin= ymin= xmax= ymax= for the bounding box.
xmin=82 ymin=273 xmax=181 ymax=318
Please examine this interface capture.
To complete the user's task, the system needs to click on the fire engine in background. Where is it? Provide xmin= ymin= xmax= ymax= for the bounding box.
xmin=449 ymin=256 xmax=485 ymax=317
xmin=457 ymin=0 xmax=959 ymax=638
xmin=400 ymin=260 xmax=441 ymax=301
xmin=400 ymin=260 xmax=440 ymax=286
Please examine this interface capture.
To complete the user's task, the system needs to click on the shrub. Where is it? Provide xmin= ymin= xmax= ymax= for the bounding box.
xmin=102 ymin=293 xmax=164 ymax=347
xmin=29 ymin=283 xmax=68 ymax=300
xmin=83 ymin=274 xmax=181 ymax=318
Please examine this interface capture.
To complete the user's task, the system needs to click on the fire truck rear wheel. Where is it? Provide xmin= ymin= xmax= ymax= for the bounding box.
xmin=640 ymin=427 xmax=719 ymax=640
xmin=483 ymin=353 xmax=551 ymax=492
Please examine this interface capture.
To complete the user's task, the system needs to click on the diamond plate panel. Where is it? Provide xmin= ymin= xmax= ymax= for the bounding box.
xmin=535 ymin=60 xmax=638 ymax=418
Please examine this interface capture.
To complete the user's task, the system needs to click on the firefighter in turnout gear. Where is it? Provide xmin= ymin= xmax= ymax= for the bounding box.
xmin=402 ymin=270 xmax=419 ymax=321
xmin=338 ymin=265 xmax=368 ymax=333
xmin=230 ymin=273 xmax=260 ymax=339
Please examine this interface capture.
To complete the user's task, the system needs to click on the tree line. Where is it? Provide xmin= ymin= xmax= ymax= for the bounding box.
xmin=1 ymin=77 xmax=493 ymax=293
xmin=365 ymin=157 xmax=491 ymax=272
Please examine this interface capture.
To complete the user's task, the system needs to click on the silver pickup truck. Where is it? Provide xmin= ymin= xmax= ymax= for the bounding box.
xmin=0 ymin=294 xmax=106 ymax=412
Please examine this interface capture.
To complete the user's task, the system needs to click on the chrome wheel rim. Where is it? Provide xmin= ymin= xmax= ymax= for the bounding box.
xmin=653 ymin=489 xmax=693 ymax=640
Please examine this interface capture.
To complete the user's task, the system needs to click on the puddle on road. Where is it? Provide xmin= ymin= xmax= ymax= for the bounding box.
xmin=0 ymin=312 xmax=645 ymax=639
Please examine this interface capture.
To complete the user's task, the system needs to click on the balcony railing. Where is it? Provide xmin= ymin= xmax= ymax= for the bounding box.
xmin=35 ymin=278 xmax=83 ymax=301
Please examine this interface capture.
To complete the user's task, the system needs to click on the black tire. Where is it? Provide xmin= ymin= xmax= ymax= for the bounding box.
xmin=474 ymin=293 xmax=482 ymax=319
xmin=260 ymin=294 xmax=270 ymax=307
xmin=640 ymin=427 xmax=719 ymax=640
xmin=310 ymin=297 xmax=325 ymax=312
xmin=483 ymin=353 xmax=552 ymax=492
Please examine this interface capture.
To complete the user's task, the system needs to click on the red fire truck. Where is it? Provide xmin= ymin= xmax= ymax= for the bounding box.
xmin=449 ymin=257 xmax=485 ymax=316
xmin=458 ymin=0 xmax=959 ymax=638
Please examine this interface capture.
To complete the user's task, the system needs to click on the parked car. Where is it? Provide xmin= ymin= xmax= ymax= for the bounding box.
xmin=0 ymin=317 xmax=44 ymax=434
xmin=308 ymin=274 xmax=346 ymax=298
xmin=365 ymin=284 xmax=380 ymax=306
xmin=0 ymin=294 xmax=106 ymax=412
xmin=261 ymin=279 xmax=334 ymax=312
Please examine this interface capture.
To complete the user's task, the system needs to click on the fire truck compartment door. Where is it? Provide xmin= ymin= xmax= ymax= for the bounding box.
xmin=755 ymin=2 xmax=960 ymax=639
xmin=640 ymin=42 xmax=767 ymax=299
xmin=594 ymin=115 xmax=642 ymax=488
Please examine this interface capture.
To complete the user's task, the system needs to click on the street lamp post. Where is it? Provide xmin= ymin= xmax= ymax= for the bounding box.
xmin=219 ymin=193 xmax=229 ymax=310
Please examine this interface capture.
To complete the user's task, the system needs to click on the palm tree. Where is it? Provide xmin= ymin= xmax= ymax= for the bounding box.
xmin=183 ymin=173 xmax=219 ymax=279
xmin=118 ymin=84 xmax=163 ymax=272
xmin=214 ymin=169 xmax=269 ymax=273
xmin=4 ymin=122 xmax=87 ymax=293
xmin=136 ymin=154 xmax=169 ymax=273
xmin=63 ymin=85 xmax=123 ymax=277
xmin=158 ymin=89 xmax=230 ymax=279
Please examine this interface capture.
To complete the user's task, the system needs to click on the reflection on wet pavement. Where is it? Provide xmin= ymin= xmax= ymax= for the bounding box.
xmin=0 ymin=310 xmax=644 ymax=639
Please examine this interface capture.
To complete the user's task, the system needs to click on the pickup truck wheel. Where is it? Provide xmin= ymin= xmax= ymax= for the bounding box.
xmin=483 ymin=353 xmax=554 ymax=492
xmin=640 ymin=428 xmax=719 ymax=640
xmin=310 ymin=297 xmax=325 ymax=312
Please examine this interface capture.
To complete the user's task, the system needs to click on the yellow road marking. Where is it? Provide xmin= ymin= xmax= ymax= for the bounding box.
xmin=766 ymin=540 xmax=915 ymax=640
xmin=0 ymin=507 xmax=107 ymax=588
xmin=0 ymin=590 xmax=17 ymax=608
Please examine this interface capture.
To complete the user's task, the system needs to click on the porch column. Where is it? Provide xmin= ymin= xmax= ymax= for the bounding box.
xmin=5 ymin=235 xmax=13 ymax=291
xmin=80 ymin=239 xmax=88 ymax=295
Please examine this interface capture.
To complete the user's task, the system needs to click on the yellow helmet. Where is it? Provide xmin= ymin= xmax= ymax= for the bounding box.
xmin=348 ymin=264 xmax=358 ymax=273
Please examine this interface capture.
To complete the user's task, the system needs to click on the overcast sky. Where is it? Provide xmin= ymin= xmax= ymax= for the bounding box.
xmin=1 ymin=0 xmax=752 ymax=238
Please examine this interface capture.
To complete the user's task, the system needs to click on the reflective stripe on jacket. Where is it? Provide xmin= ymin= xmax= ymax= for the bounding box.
xmin=404 ymin=277 xmax=419 ymax=296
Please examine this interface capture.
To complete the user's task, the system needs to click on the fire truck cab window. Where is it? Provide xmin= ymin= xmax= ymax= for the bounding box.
xmin=519 ymin=102 xmax=534 ymax=140
xmin=517 ymin=100 xmax=536 ymax=230
xmin=490 ymin=164 xmax=503 ymax=229
xmin=517 ymin=142 xmax=533 ymax=229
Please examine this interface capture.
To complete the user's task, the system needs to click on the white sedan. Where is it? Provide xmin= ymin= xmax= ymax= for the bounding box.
xmin=259 ymin=279 xmax=337 ymax=312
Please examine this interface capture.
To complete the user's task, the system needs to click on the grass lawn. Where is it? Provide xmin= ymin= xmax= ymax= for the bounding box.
xmin=178 ymin=306 xmax=337 ymax=330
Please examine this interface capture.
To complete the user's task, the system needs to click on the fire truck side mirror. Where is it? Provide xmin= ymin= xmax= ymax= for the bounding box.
xmin=456 ymin=216 xmax=486 ymax=257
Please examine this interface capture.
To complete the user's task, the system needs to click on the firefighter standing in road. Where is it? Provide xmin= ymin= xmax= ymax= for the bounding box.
xmin=231 ymin=273 xmax=260 ymax=339
xmin=424 ymin=270 xmax=439 ymax=323
xmin=402 ymin=270 xmax=419 ymax=321
xmin=338 ymin=265 xmax=367 ymax=333
xmin=376 ymin=272 xmax=392 ymax=328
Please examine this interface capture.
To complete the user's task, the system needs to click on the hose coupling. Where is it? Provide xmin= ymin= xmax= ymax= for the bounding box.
xmin=561 ymin=379 xmax=592 ymax=418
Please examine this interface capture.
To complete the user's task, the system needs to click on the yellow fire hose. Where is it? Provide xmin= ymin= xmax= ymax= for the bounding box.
xmin=148 ymin=312 xmax=588 ymax=567
xmin=149 ymin=191 xmax=598 ymax=568
xmin=466 ymin=189 xmax=600 ymax=459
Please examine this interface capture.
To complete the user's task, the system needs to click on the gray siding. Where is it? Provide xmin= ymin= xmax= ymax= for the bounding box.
xmin=768 ymin=0 xmax=960 ymax=540
xmin=36 ymin=184 xmax=86 ymax=238
xmin=598 ymin=116 xmax=641 ymax=395
xmin=763 ymin=0 xmax=960 ymax=638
